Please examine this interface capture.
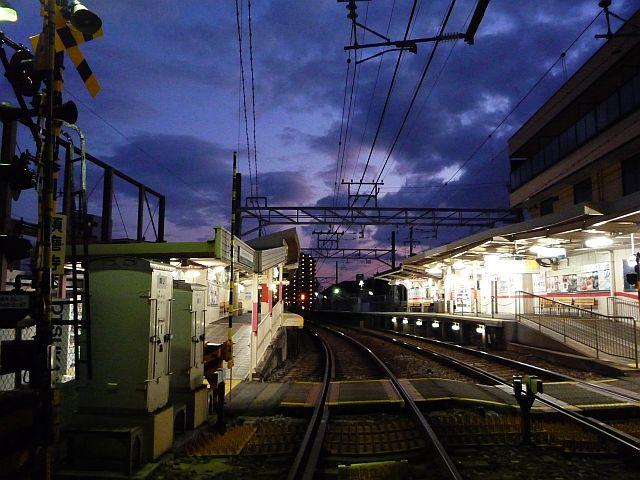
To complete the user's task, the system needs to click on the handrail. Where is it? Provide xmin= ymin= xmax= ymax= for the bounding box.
xmin=516 ymin=290 xmax=638 ymax=367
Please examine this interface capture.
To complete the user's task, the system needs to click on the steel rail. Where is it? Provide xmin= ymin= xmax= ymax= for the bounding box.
xmin=315 ymin=323 xmax=463 ymax=480
xmin=385 ymin=329 xmax=640 ymax=404
xmin=346 ymin=326 xmax=640 ymax=455
xmin=287 ymin=327 xmax=335 ymax=480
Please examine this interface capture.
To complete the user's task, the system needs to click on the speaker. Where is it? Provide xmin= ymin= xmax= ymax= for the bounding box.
xmin=54 ymin=100 xmax=78 ymax=124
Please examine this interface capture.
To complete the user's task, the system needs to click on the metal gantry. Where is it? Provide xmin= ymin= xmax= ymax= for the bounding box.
xmin=241 ymin=205 xmax=521 ymax=237
xmin=303 ymin=247 xmax=394 ymax=267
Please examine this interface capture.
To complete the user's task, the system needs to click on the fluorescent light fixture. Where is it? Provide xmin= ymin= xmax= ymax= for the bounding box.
xmin=451 ymin=323 xmax=460 ymax=331
xmin=585 ymin=236 xmax=613 ymax=249
xmin=475 ymin=324 xmax=485 ymax=334
xmin=391 ymin=317 xmax=397 ymax=323
xmin=431 ymin=321 xmax=440 ymax=328
xmin=427 ymin=267 xmax=443 ymax=275
xmin=416 ymin=319 xmax=422 ymax=326
xmin=402 ymin=318 xmax=409 ymax=325
xmin=368 ymin=290 xmax=374 ymax=296
xmin=529 ymin=245 xmax=566 ymax=257
xmin=452 ymin=261 xmax=466 ymax=270
xmin=0 ymin=1 xmax=17 ymax=22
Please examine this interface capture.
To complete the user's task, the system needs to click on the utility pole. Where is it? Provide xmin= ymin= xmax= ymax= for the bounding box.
xmin=404 ymin=226 xmax=420 ymax=256
xmin=227 ymin=152 xmax=237 ymax=400
xmin=391 ymin=231 xmax=396 ymax=269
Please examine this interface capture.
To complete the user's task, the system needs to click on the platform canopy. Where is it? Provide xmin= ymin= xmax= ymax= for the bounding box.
xmin=377 ymin=193 xmax=640 ymax=282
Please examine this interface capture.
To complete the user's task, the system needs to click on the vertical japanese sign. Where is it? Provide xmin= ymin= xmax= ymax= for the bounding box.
xmin=51 ymin=214 xmax=67 ymax=275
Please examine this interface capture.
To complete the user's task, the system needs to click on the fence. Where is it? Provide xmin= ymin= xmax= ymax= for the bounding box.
xmin=516 ymin=291 xmax=638 ymax=367
xmin=607 ymin=296 xmax=639 ymax=321
xmin=251 ymin=301 xmax=284 ymax=371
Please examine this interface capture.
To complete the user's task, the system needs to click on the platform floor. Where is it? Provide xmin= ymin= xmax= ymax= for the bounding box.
xmin=226 ymin=378 xmax=640 ymax=415
xmin=206 ymin=313 xmax=252 ymax=391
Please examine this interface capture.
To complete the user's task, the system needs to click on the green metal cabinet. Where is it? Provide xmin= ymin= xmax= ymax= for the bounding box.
xmin=79 ymin=257 xmax=175 ymax=413
xmin=170 ymin=281 xmax=206 ymax=391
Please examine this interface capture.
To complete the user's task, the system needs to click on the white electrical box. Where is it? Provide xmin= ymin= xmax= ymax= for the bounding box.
xmin=79 ymin=257 xmax=175 ymax=413
xmin=170 ymin=281 xmax=206 ymax=391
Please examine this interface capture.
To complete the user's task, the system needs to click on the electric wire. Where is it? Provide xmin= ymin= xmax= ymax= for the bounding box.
xmin=352 ymin=0 xmax=396 ymax=181
xmin=113 ymin=191 xmax=129 ymax=239
xmin=333 ymin=41 xmax=352 ymax=206
xmin=371 ymin=0 xmax=458 ymax=192
xmin=64 ymin=89 xmax=212 ymax=202
xmin=353 ymin=0 xmax=419 ymax=199
xmin=247 ymin=0 xmax=259 ymax=196
xmin=322 ymin=0 xmax=420 ymax=253
xmin=235 ymin=0 xmax=255 ymax=198
xmin=431 ymin=9 xmax=604 ymax=200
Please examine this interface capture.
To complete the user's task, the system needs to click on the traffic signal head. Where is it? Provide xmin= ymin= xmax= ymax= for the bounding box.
xmin=0 ymin=153 xmax=35 ymax=201
xmin=7 ymin=50 xmax=43 ymax=97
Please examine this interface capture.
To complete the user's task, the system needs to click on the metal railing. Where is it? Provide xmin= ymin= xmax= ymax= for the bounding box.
xmin=607 ymin=296 xmax=639 ymax=321
xmin=516 ymin=291 xmax=638 ymax=367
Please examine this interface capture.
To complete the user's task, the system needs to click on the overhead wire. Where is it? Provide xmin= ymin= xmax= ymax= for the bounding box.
xmin=321 ymin=0 xmax=421 ymax=255
xmin=352 ymin=0 xmax=397 ymax=181
xmin=234 ymin=0 xmax=255 ymax=198
xmin=247 ymin=0 xmax=259 ymax=196
xmin=64 ymin=89 xmax=213 ymax=202
xmin=370 ymin=0 xmax=458 ymax=193
xmin=430 ymin=9 xmax=604 ymax=201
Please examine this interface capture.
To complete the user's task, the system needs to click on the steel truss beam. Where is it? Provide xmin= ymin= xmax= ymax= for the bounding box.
xmin=241 ymin=206 xmax=521 ymax=237
xmin=303 ymin=247 xmax=393 ymax=267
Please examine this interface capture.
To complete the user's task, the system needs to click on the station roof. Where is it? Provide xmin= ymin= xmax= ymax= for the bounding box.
xmin=377 ymin=192 xmax=640 ymax=282
xmin=245 ymin=227 xmax=300 ymax=267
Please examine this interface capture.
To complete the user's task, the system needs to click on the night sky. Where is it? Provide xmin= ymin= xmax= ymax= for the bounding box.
xmin=1 ymin=0 xmax=639 ymax=282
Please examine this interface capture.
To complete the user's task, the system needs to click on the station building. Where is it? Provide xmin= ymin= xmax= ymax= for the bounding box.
xmin=378 ymin=12 xmax=640 ymax=325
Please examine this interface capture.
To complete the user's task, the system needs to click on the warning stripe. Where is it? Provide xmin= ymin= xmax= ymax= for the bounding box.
xmin=30 ymin=27 xmax=102 ymax=98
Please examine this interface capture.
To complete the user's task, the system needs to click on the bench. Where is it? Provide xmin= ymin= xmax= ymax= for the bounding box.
xmin=573 ymin=297 xmax=598 ymax=311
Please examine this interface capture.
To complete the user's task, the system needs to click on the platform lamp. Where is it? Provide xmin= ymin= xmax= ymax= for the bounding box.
xmin=0 ymin=1 xmax=17 ymax=22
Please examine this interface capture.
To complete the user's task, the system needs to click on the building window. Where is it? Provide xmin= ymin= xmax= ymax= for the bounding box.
xmin=622 ymin=157 xmax=640 ymax=196
xmin=573 ymin=178 xmax=592 ymax=204
xmin=540 ymin=197 xmax=555 ymax=216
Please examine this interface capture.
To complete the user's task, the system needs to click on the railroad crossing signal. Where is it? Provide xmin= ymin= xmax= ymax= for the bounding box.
xmin=29 ymin=6 xmax=103 ymax=97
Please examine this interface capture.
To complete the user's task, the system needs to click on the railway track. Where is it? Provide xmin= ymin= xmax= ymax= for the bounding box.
xmin=335 ymin=324 xmax=640 ymax=456
xmin=288 ymin=323 xmax=463 ymax=480
xmin=379 ymin=327 xmax=640 ymax=404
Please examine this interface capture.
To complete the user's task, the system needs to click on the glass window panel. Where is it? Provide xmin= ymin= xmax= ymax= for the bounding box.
xmin=585 ymin=110 xmax=597 ymax=138
xmin=596 ymin=100 xmax=608 ymax=130
xmin=620 ymin=79 xmax=634 ymax=114
xmin=576 ymin=115 xmax=587 ymax=144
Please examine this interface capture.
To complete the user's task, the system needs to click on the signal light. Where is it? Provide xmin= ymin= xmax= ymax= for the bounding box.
xmin=0 ymin=152 xmax=35 ymax=201
xmin=65 ymin=1 xmax=102 ymax=35
xmin=7 ymin=50 xmax=43 ymax=97
xmin=300 ymin=293 xmax=306 ymax=301
xmin=0 ymin=234 xmax=32 ymax=261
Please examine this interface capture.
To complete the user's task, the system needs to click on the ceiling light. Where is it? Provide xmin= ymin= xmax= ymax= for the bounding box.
xmin=391 ymin=317 xmax=397 ymax=323
xmin=451 ymin=323 xmax=460 ymax=331
xmin=475 ymin=324 xmax=485 ymax=334
xmin=402 ymin=318 xmax=409 ymax=325
xmin=431 ymin=321 xmax=440 ymax=328
xmin=416 ymin=319 xmax=422 ymax=326
xmin=529 ymin=245 xmax=566 ymax=257
xmin=0 ymin=1 xmax=17 ymax=22
xmin=585 ymin=236 xmax=613 ymax=249
xmin=452 ymin=261 xmax=466 ymax=270
xmin=427 ymin=267 xmax=442 ymax=275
